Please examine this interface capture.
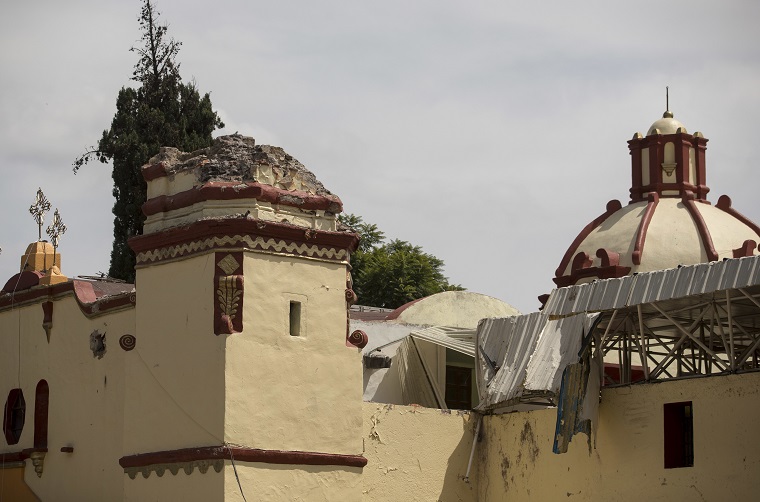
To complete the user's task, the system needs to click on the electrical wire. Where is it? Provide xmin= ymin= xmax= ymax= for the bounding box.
xmin=226 ymin=444 xmax=249 ymax=502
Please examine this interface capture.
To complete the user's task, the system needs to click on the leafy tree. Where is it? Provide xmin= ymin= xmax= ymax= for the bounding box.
xmin=340 ymin=214 xmax=464 ymax=309
xmin=74 ymin=0 xmax=224 ymax=282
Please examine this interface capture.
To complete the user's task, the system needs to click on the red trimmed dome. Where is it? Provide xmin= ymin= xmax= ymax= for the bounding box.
xmin=553 ymin=110 xmax=760 ymax=288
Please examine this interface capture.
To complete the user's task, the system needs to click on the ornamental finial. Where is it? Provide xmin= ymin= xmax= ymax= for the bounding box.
xmin=29 ymin=188 xmax=51 ymax=241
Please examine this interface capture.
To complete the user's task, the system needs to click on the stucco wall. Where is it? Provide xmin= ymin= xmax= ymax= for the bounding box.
xmin=478 ymin=372 xmax=760 ymax=501
xmin=0 ymin=295 xmax=134 ymax=501
xmin=224 ymin=462 xmax=362 ymax=501
xmin=124 ymin=254 xmax=226 ymax=501
xmin=225 ymin=253 xmax=362 ymax=455
xmin=362 ymin=403 xmax=478 ymax=502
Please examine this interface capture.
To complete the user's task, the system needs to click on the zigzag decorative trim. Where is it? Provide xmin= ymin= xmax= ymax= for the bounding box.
xmin=136 ymin=234 xmax=348 ymax=265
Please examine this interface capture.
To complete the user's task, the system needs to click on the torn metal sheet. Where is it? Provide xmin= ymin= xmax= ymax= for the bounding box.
xmin=553 ymin=351 xmax=601 ymax=454
xmin=476 ymin=312 xmax=598 ymax=412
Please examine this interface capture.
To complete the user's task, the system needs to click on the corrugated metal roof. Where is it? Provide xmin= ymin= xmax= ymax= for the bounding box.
xmin=396 ymin=337 xmax=443 ymax=409
xmin=409 ymin=326 xmax=476 ymax=357
xmin=475 ymin=312 xmax=598 ymax=411
xmin=543 ymin=255 xmax=760 ymax=317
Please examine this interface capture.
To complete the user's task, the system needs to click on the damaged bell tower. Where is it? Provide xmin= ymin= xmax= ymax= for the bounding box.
xmin=122 ymin=135 xmax=365 ymax=500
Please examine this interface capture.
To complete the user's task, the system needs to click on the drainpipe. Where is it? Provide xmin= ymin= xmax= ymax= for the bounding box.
xmin=464 ymin=414 xmax=482 ymax=483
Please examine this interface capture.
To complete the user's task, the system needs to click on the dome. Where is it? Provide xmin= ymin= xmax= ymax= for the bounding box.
xmin=554 ymin=197 xmax=760 ymax=287
xmin=552 ymin=106 xmax=760 ymax=290
xmin=386 ymin=291 xmax=520 ymax=329
xmin=647 ymin=110 xmax=687 ymax=136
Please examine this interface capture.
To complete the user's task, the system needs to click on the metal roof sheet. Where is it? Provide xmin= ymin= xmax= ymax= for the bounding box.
xmin=543 ymin=256 xmax=760 ymax=317
xmin=475 ymin=312 xmax=598 ymax=411
xmin=409 ymin=326 xmax=476 ymax=357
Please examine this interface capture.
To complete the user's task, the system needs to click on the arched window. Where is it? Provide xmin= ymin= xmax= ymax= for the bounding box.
xmin=34 ymin=380 xmax=49 ymax=449
xmin=3 ymin=388 xmax=25 ymax=445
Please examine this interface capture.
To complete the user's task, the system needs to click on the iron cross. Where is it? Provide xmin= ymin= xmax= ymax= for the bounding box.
xmin=46 ymin=209 xmax=66 ymax=267
xmin=29 ymin=188 xmax=51 ymax=241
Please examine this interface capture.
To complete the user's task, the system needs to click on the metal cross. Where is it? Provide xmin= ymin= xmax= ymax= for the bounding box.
xmin=29 ymin=188 xmax=51 ymax=241
xmin=46 ymin=209 xmax=66 ymax=268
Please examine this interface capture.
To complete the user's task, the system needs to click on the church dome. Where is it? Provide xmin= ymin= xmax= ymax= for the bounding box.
xmin=647 ymin=110 xmax=687 ymax=136
xmin=553 ymin=110 xmax=760 ymax=288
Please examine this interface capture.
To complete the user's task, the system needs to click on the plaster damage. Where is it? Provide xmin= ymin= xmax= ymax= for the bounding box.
xmin=149 ymin=135 xmax=336 ymax=198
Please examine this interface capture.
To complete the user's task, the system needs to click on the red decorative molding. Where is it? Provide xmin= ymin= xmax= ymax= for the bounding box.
xmin=632 ymin=193 xmax=660 ymax=265
xmin=142 ymin=182 xmax=343 ymax=217
xmin=2 ymin=271 xmax=44 ymax=293
xmin=119 ymin=445 xmax=367 ymax=469
xmin=214 ymin=252 xmax=244 ymax=335
xmin=682 ymin=193 xmax=718 ymax=261
xmin=733 ymin=240 xmax=758 ymax=258
xmin=571 ymin=252 xmax=592 ymax=271
xmin=347 ymin=330 xmax=368 ymax=349
xmin=0 ymin=280 xmax=136 ymax=317
xmin=42 ymin=301 xmax=53 ymax=341
xmin=345 ymin=289 xmax=357 ymax=306
xmin=142 ymin=162 xmax=169 ymax=181
xmin=627 ymin=132 xmax=710 ymax=203
xmin=34 ymin=380 xmax=49 ymax=449
xmin=386 ymin=297 xmax=425 ymax=321
xmin=129 ymin=218 xmax=359 ymax=262
xmin=716 ymin=195 xmax=760 ymax=240
xmin=596 ymin=248 xmax=620 ymax=267
xmin=119 ymin=334 xmax=137 ymax=351
xmin=555 ymin=200 xmax=622 ymax=278
xmin=554 ymin=248 xmax=631 ymax=287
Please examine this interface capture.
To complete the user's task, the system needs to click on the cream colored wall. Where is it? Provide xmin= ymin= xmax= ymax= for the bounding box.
xmin=223 ymin=462 xmax=361 ymax=501
xmin=125 ymin=254 xmax=226 ymax=500
xmin=362 ymin=403 xmax=478 ymax=502
xmin=0 ymin=295 xmax=134 ymax=502
xmin=225 ymin=253 xmax=362 ymax=455
xmin=478 ymin=408 xmax=600 ymax=501
xmin=478 ymin=372 xmax=760 ymax=501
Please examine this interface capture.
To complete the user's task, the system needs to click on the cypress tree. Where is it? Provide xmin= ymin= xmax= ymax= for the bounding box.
xmin=74 ymin=0 xmax=223 ymax=282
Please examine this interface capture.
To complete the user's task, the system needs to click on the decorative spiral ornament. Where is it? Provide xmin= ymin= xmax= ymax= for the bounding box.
xmin=119 ymin=334 xmax=137 ymax=351
xmin=129 ymin=293 xmax=137 ymax=303
xmin=348 ymin=329 xmax=368 ymax=349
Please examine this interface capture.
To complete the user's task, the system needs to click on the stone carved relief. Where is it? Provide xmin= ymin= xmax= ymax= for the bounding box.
xmin=214 ymin=252 xmax=244 ymax=335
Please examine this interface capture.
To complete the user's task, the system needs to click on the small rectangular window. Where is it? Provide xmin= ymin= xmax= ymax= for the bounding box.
xmin=289 ymin=301 xmax=301 ymax=337
xmin=664 ymin=401 xmax=694 ymax=468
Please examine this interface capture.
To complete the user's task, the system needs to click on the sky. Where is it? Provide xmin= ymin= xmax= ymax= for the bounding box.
xmin=1 ymin=1 xmax=759 ymax=313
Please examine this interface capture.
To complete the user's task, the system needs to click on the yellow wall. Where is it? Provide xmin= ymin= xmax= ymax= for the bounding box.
xmin=225 ymin=253 xmax=362 ymax=455
xmin=0 ymin=295 xmax=134 ymax=501
xmin=361 ymin=403 xmax=478 ymax=502
xmin=0 ymin=467 xmax=41 ymax=501
xmin=478 ymin=372 xmax=760 ymax=501
xmin=224 ymin=462 xmax=362 ymax=501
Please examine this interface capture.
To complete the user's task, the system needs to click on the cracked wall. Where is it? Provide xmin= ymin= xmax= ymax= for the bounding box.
xmin=361 ymin=403 xmax=478 ymax=502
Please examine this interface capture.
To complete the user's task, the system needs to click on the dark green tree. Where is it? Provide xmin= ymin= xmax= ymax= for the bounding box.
xmin=340 ymin=214 xmax=464 ymax=309
xmin=74 ymin=0 xmax=223 ymax=282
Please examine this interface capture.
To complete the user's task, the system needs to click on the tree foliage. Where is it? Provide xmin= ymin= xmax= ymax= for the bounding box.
xmin=340 ymin=214 xmax=464 ymax=309
xmin=74 ymin=0 xmax=223 ymax=282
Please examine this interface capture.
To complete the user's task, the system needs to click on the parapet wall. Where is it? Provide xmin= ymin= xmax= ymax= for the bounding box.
xmin=361 ymin=403 xmax=478 ymax=502
xmin=478 ymin=372 xmax=760 ymax=501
